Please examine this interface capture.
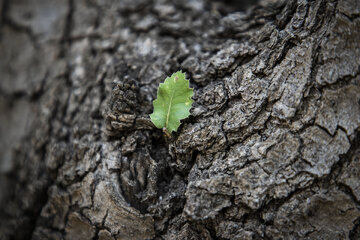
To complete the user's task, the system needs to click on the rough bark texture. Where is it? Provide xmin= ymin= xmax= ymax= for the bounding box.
xmin=1 ymin=0 xmax=360 ymax=239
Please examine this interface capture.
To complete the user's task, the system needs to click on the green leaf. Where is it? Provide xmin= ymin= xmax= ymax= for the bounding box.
xmin=150 ymin=71 xmax=193 ymax=133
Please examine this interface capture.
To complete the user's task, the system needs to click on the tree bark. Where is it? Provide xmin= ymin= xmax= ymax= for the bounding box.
xmin=0 ymin=0 xmax=360 ymax=239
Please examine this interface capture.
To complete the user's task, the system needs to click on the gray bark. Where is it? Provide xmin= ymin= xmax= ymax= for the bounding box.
xmin=0 ymin=0 xmax=360 ymax=239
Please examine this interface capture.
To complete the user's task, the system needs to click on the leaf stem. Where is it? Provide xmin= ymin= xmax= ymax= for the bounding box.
xmin=163 ymin=128 xmax=171 ymax=138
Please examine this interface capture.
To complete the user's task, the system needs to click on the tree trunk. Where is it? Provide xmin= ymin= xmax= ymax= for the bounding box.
xmin=1 ymin=0 xmax=360 ymax=239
